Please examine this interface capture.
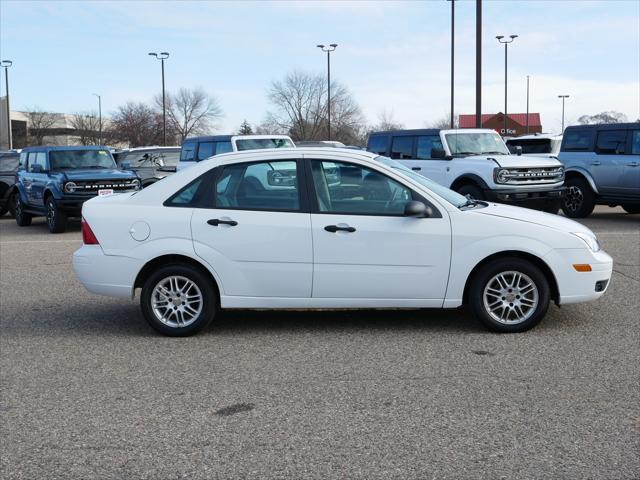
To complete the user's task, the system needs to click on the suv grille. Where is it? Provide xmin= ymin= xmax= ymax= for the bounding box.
xmin=67 ymin=180 xmax=139 ymax=194
xmin=497 ymin=167 xmax=564 ymax=185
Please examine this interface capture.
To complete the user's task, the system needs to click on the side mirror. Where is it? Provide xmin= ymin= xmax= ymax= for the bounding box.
xmin=431 ymin=148 xmax=450 ymax=159
xmin=404 ymin=200 xmax=432 ymax=218
xmin=515 ymin=146 xmax=523 ymax=156
xmin=158 ymin=165 xmax=177 ymax=173
xmin=31 ymin=164 xmax=44 ymax=173
xmin=121 ymin=161 xmax=132 ymax=170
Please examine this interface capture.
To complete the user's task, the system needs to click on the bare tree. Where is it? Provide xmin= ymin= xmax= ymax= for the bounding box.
xmin=577 ymin=111 xmax=628 ymax=125
xmin=24 ymin=107 xmax=62 ymax=146
xmin=371 ymin=109 xmax=405 ymax=131
xmin=157 ymin=87 xmax=223 ymax=142
xmin=266 ymin=70 xmax=365 ymax=144
xmin=426 ymin=113 xmax=459 ymax=129
xmin=69 ymin=112 xmax=103 ymax=145
xmin=111 ymin=102 xmax=164 ymax=147
xmin=237 ymin=119 xmax=253 ymax=135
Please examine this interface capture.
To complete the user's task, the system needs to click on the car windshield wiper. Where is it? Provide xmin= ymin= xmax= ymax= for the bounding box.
xmin=459 ymin=195 xmax=483 ymax=209
xmin=482 ymin=151 xmax=507 ymax=155
xmin=452 ymin=151 xmax=477 ymax=156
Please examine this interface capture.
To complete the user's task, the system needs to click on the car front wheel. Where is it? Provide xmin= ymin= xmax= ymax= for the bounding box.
xmin=456 ymin=184 xmax=485 ymax=200
xmin=46 ymin=196 xmax=68 ymax=233
xmin=140 ymin=264 xmax=217 ymax=336
xmin=14 ymin=193 xmax=32 ymax=227
xmin=469 ymin=258 xmax=550 ymax=333
xmin=561 ymin=177 xmax=595 ymax=218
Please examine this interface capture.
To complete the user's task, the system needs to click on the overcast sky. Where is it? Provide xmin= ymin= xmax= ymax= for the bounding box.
xmin=1 ymin=0 xmax=639 ymax=134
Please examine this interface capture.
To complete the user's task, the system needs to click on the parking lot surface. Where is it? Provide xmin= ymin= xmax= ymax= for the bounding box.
xmin=1 ymin=207 xmax=638 ymax=479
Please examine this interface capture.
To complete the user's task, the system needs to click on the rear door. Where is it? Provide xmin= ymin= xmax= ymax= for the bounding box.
xmin=191 ymin=155 xmax=313 ymax=299
xmin=592 ymin=129 xmax=628 ymax=194
xmin=625 ymin=129 xmax=640 ymax=195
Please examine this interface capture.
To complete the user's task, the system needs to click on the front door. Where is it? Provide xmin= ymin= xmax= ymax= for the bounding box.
xmin=191 ymin=157 xmax=313 ymax=299
xmin=307 ymin=159 xmax=451 ymax=306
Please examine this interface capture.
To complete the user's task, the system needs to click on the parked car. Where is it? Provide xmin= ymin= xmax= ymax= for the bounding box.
xmin=113 ymin=146 xmax=180 ymax=187
xmin=178 ymin=134 xmax=295 ymax=170
xmin=73 ymin=147 xmax=611 ymax=336
xmin=0 ymin=151 xmax=20 ymax=217
xmin=506 ymin=133 xmax=562 ymax=158
xmin=367 ymin=129 xmax=566 ymax=212
xmin=12 ymin=146 xmax=141 ymax=233
xmin=296 ymin=141 xmax=346 ymax=148
xmin=558 ymin=123 xmax=640 ymax=217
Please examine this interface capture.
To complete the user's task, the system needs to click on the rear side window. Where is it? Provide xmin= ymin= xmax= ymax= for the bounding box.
xmin=631 ymin=130 xmax=640 ymax=155
xmin=180 ymin=143 xmax=196 ymax=161
xmin=562 ymin=130 xmax=593 ymax=151
xmin=595 ymin=130 xmax=627 ymax=155
xmin=390 ymin=136 xmax=414 ymax=159
xmin=416 ymin=135 xmax=444 ymax=159
xmin=367 ymin=135 xmax=388 ymax=155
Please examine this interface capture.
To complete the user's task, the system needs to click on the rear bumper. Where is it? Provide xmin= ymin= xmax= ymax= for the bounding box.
xmin=485 ymin=186 xmax=566 ymax=207
xmin=73 ymin=245 xmax=142 ymax=298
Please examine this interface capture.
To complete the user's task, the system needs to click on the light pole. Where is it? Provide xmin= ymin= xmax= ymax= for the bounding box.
xmin=475 ymin=0 xmax=482 ymax=128
xmin=449 ymin=0 xmax=455 ymax=129
xmin=558 ymin=95 xmax=569 ymax=133
xmin=93 ymin=93 xmax=102 ymax=145
xmin=1 ymin=60 xmax=12 ymax=149
xmin=526 ymin=75 xmax=530 ymax=134
xmin=317 ymin=44 xmax=337 ymax=140
xmin=496 ymin=35 xmax=518 ymax=136
xmin=148 ymin=51 xmax=169 ymax=145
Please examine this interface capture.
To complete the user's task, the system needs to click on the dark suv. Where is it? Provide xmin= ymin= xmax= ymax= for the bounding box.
xmin=113 ymin=146 xmax=180 ymax=187
xmin=12 ymin=146 xmax=141 ymax=233
xmin=0 ymin=151 xmax=20 ymax=217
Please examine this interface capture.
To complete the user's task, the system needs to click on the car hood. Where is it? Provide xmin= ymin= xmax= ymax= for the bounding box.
xmin=62 ymin=169 xmax=138 ymax=181
xmin=465 ymin=155 xmax=562 ymax=168
xmin=473 ymin=202 xmax=593 ymax=235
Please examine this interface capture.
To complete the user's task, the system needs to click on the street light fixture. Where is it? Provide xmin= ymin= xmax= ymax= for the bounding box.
xmin=149 ymin=51 xmax=170 ymax=146
xmin=1 ymin=60 xmax=13 ymax=150
xmin=92 ymin=93 xmax=102 ymax=145
xmin=317 ymin=44 xmax=337 ymax=140
xmin=558 ymin=95 xmax=570 ymax=133
xmin=496 ymin=34 xmax=518 ymax=136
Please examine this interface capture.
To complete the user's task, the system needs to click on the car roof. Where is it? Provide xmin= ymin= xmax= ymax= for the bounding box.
xmin=181 ymin=134 xmax=292 ymax=144
xmin=369 ymin=129 xmax=440 ymax=136
xmin=201 ymin=146 xmax=378 ymax=165
xmin=564 ymin=123 xmax=640 ymax=131
xmin=21 ymin=145 xmax=112 ymax=152
xmin=116 ymin=146 xmax=181 ymax=152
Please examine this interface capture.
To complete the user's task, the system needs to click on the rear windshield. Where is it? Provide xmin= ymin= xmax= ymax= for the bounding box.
xmin=506 ymin=139 xmax=552 ymax=154
xmin=235 ymin=138 xmax=294 ymax=151
xmin=49 ymin=150 xmax=115 ymax=169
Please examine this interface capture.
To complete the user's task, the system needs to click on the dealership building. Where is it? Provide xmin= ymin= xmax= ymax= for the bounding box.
xmin=458 ymin=112 xmax=542 ymax=137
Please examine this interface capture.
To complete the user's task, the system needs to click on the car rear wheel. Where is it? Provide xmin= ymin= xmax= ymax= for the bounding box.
xmin=561 ymin=177 xmax=595 ymax=218
xmin=14 ymin=193 xmax=32 ymax=227
xmin=456 ymin=184 xmax=485 ymax=200
xmin=140 ymin=264 xmax=217 ymax=336
xmin=46 ymin=196 xmax=68 ymax=233
xmin=0 ymin=205 xmax=7 ymax=217
xmin=622 ymin=205 xmax=640 ymax=214
xmin=469 ymin=258 xmax=550 ymax=333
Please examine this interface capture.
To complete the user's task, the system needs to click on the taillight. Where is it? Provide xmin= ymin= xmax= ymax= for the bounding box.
xmin=81 ymin=218 xmax=99 ymax=245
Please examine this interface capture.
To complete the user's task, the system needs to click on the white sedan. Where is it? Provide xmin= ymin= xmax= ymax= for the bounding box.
xmin=73 ymin=148 xmax=613 ymax=336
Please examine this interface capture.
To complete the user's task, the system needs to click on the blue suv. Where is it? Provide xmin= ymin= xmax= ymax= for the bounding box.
xmin=12 ymin=146 xmax=140 ymax=233
xmin=559 ymin=123 xmax=640 ymax=217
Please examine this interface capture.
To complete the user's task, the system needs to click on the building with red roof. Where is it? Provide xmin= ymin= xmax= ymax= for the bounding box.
xmin=458 ymin=112 xmax=542 ymax=136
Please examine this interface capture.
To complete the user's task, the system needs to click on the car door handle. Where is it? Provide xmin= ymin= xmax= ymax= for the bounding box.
xmin=207 ymin=218 xmax=238 ymax=226
xmin=324 ymin=225 xmax=356 ymax=233
xmin=411 ymin=167 xmax=421 ymax=171
xmin=627 ymin=162 xmax=639 ymax=167
xmin=591 ymin=161 xmax=601 ymax=166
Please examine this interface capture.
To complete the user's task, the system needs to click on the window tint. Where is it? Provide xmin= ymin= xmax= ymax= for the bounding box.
xmin=596 ymin=130 xmax=627 ymax=155
xmin=197 ymin=142 xmax=216 ymax=161
xmin=390 ymin=136 xmax=414 ymax=159
xmin=562 ymin=130 xmax=593 ymax=151
xmin=180 ymin=143 xmax=196 ymax=161
xmin=311 ymin=160 xmax=413 ymax=215
xmin=416 ymin=135 xmax=444 ymax=159
xmin=506 ymin=138 xmax=552 ymax=154
xmin=214 ymin=160 xmax=299 ymax=211
xmin=0 ymin=154 xmax=19 ymax=171
xmin=215 ymin=141 xmax=233 ymax=155
xmin=29 ymin=152 xmax=47 ymax=172
xmin=165 ymin=176 xmax=207 ymax=207
xmin=367 ymin=135 xmax=388 ymax=155
xmin=631 ymin=131 xmax=640 ymax=155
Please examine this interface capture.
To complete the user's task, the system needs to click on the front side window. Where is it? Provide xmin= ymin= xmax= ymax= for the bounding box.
xmin=631 ymin=130 xmax=640 ymax=155
xmin=214 ymin=160 xmax=300 ymax=211
xmin=215 ymin=141 xmax=233 ymax=155
xmin=197 ymin=142 xmax=216 ymax=161
xmin=416 ymin=135 xmax=444 ymax=159
xmin=595 ymin=130 xmax=627 ymax=155
xmin=311 ymin=160 xmax=413 ymax=215
xmin=390 ymin=136 xmax=414 ymax=159
xmin=49 ymin=150 xmax=114 ymax=170
xmin=562 ymin=130 xmax=593 ymax=151
xmin=28 ymin=152 xmax=48 ymax=172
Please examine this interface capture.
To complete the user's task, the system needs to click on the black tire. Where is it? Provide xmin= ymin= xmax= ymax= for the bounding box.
xmin=469 ymin=257 xmax=550 ymax=333
xmin=14 ymin=193 xmax=32 ymax=227
xmin=456 ymin=184 xmax=485 ymax=200
xmin=561 ymin=177 xmax=595 ymax=218
xmin=622 ymin=204 xmax=640 ymax=214
xmin=45 ymin=196 xmax=68 ymax=233
xmin=140 ymin=263 xmax=217 ymax=336
xmin=541 ymin=200 xmax=560 ymax=214
xmin=0 ymin=205 xmax=7 ymax=217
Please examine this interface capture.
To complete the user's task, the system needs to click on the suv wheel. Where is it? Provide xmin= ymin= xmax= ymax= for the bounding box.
xmin=469 ymin=258 xmax=550 ymax=333
xmin=561 ymin=177 xmax=595 ymax=218
xmin=46 ymin=196 xmax=68 ymax=233
xmin=622 ymin=205 xmax=640 ymax=214
xmin=140 ymin=264 xmax=217 ymax=336
xmin=14 ymin=193 xmax=32 ymax=227
xmin=456 ymin=184 xmax=485 ymax=200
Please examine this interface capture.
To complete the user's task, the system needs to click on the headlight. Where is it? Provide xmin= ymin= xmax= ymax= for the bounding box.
xmin=572 ymin=232 xmax=600 ymax=252
xmin=64 ymin=181 xmax=77 ymax=193
xmin=495 ymin=168 xmax=510 ymax=184
xmin=131 ymin=179 xmax=141 ymax=190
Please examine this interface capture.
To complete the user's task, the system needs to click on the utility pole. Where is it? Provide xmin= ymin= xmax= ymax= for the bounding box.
xmin=450 ymin=0 xmax=455 ymax=129
xmin=496 ymin=34 xmax=518 ymax=136
xmin=475 ymin=0 xmax=482 ymax=128
xmin=317 ymin=44 xmax=338 ymax=140
xmin=93 ymin=93 xmax=102 ymax=145
xmin=1 ymin=60 xmax=13 ymax=149
xmin=526 ymin=76 xmax=530 ymax=134
xmin=558 ymin=95 xmax=569 ymax=133
xmin=148 ymin=52 xmax=170 ymax=145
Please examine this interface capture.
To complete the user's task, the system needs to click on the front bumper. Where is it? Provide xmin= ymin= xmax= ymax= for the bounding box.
xmin=73 ymin=245 xmax=142 ymax=298
xmin=484 ymin=186 xmax=566 ymax=207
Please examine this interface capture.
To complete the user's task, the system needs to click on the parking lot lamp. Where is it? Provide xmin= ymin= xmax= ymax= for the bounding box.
xmin=1 ymin=60 xmax=12 ymax=149
xmin=449 ymin=0 xmax=455 ymax=129
xmin=148 ymin=52 xmax=170 ymax=146
xmin=496 ymin=35 xmax=517 ymax=136
xmin=526 ymin=75 xmax=530 ymax=134
xmin=558 ymin=95 xmax=569 ymax=133
xmin=317 ymin=44 xmax=337 ymax=141
xmin=92 ymin=93 xmax=102 ymax=145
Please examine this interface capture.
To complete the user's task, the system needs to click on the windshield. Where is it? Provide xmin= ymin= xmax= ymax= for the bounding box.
xmin=235 ymin=138 xmax=294 ymax=151
xmin=376 ymin=156 xmax=469 ymax=208
xmin=49 ymin=149 xmax=115 ymax=169
xmin=445 ymin=132 xmax=510 ymax=156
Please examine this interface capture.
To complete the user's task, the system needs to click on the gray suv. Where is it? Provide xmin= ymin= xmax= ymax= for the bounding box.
xmin=558 ymin=123 xmax=640 ymax=217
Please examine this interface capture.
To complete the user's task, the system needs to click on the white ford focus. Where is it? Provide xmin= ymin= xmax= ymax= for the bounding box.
xmin=73 ymin=148 xmax=612 ymax=336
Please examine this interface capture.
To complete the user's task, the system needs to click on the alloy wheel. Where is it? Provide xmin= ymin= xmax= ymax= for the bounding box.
xmin=151 ymin=275 xmax=203 ymax=328
xmin=564 ymin=185 xmax=583 ymax=213
xmin=46 ymin=200 xmax=55 ymax=229
xmin=482 ymin=270 xmax=539 ymax=325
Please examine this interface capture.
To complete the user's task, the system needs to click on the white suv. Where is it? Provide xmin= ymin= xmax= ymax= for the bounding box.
xmin=368 ymin=128 xmax=565 ymax=211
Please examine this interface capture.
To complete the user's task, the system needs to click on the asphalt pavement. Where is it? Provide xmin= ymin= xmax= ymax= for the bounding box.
xmin=1 ymin=206 xmax=638 ymax=479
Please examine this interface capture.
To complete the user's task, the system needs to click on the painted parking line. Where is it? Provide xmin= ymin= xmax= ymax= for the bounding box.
xmin=0 ymin=239 xmax=81 ymax=244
